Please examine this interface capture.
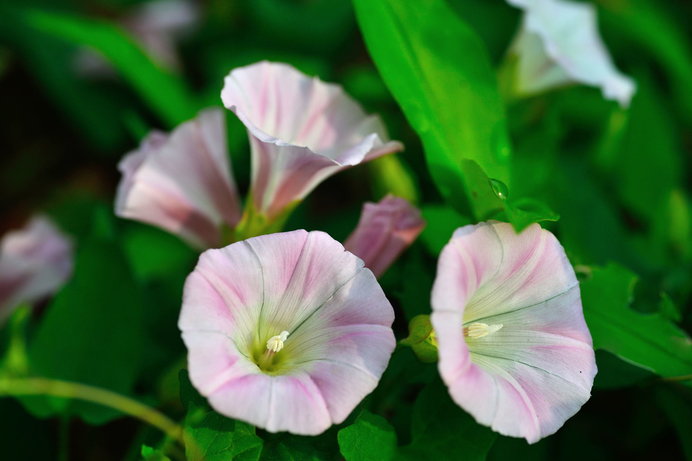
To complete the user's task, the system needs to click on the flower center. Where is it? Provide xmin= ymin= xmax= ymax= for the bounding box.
xmin=266 ymin=331 xmax=290 ymax=352
xmin=463 ymin=322 xmax=503 ymax=339
xmin=252 ymin=330 xmax=291 ymax=374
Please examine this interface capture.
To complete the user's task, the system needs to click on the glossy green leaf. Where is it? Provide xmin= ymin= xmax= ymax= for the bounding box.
xmin=580 ymin=264 xmax=692 ymax=378
xmin=20 ymin=7 xmax=198 ymax=127
xmin=352 ymin=0 xmax=510 ymax=219
xmin=338 ymin=410 xmax=397 ymax=461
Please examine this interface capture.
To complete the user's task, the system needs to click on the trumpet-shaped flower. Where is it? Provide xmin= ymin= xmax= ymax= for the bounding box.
xmin=221 ymin=61 xmax=403 ymax=221
xmin=0 ymin=216 xmax=73 ymax=324
xmin=431 ymin=221 xmax=596 ymax=443
xmin=506 ymin=0 xmax=635 ymax=107
xmin=179 ymin=230 xmax=396 ymax=435
xmin=115 ymin=108 xmax=241 ymax=249
xmin=344 ymin=195 xmax=424 ymax=277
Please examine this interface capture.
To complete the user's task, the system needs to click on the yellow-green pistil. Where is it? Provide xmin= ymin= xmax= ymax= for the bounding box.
xmin=253 ymin=330 xmax=290 ymax=374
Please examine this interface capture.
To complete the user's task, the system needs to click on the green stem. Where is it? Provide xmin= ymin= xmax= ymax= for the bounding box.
xmin=229 ymin=198 xmax=299 ymax=244
xmin=0 ymin=377 xmax=185 ymax=447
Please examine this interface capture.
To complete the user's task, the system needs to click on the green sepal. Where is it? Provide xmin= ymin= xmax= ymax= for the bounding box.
xmin=400 ymin=315 xmax=438 ymax=363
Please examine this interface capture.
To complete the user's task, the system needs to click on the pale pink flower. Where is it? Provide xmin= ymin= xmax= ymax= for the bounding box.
xmin=344 ymin=195 xmax=424 ymax=277
xmin=179 ymin=230 xmax=395 ymax=435
xmin=0 ymin=216 xmax=73 ymax=324
xmin=506 ymin=0 xmax=635 ymax=107
xmin=221 ymin=61 xmax=403 ymax=220
xmin=115 ymin=108 xmax=242 ymax=249
xmin=431 ymin=221 xmax=596 ymax=443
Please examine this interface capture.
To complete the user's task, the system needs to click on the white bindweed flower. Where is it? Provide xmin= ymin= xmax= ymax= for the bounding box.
xmin=431 ymin=221 xmax=597 ymax=443
xmin=506 ymin=0 xmax=635 ymax=106
xmin=221 ymin=61 xmax=403 ymax=222
xmin=115 ymin=108 xmax=242 ymax=249
xmin=179 ymin=230 xmax=396 ymax=435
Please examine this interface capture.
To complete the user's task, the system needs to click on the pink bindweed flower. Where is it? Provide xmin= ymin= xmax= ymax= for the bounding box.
xmin=431 ymin=221 xmax=596 ymax=443
xmin=115 ymin=108 xmax=242 ymax=249
xmin=221 ymin=61 xmax=403 ymax=222
xmin=344 ymin=195 xmax=424 ymax=277
xmin=179 ymin=230 xmax=396 ymax=435
xmin=506 ymin=0 xmax=635 ymax=107
xmin=0 ymin=216 xmax=73 ymax=324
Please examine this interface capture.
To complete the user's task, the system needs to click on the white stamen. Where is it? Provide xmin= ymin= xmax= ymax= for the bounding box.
xmin=464 ymin=322 xmax=503 ymax=339
xmin=266 ymin=331 xmax=290 ymax=353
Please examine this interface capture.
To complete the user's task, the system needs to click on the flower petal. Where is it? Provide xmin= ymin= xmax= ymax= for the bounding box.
xmin=221 ymin=61 xmax=403 ymax=218
xmin=507 ymin=0 xmax=635 ymax=107
xmin=288 ymin=323 xmax=395 ymax=424
xmin=431 ymin=221 xmax=596 ymax=443
xmin=179 ymin=230 xmax=395 ymax=435
xmin=207 ymin=372 xmax=332 ymax=435
xmin=115 ymin=108 xmax=241 ymax=249
xmin=0 ymin=216 xmax=72 ymax=323
xmin=344 ymin=195 xmax=425 ymax=277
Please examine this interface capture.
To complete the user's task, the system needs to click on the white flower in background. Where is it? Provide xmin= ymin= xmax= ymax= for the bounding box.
xmin=0 ymin=216 xmax=73 ymax=324
xmin=506 ymin=0 xmax=635 ymax=107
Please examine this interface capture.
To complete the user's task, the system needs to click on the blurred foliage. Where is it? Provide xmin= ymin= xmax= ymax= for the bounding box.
xmin=0 ymin=0 xmax=690 ymax=459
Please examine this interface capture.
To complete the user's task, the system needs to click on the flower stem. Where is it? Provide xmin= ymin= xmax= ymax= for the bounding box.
xmin=0 ymin=377 xmax=185 ymax=446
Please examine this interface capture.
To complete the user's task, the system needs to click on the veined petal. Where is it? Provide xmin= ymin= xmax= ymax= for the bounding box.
xmin=115 ymin=108 xmax=241 ymax=249
xmin=507 ymin=0 xmax=635 ymax=107
xmin=179 ymin=230 xmax=395 ymax=435
xmin=221 ymin=61 xmax=403 ymax=219
xmin=0 ymin=216 xmax=73 ymax=323
xmin=431 ymin=221 xmax=596 ymax=443
xmin=344 ymin=195 xmax=425 ymax=277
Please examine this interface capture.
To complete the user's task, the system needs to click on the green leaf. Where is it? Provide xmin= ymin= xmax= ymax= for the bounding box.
xmin=592 ymin=350 xmax=653 ymax=389
xmin=658 ymin=293 xmax=681 ymax=323
xmin=503 ymin=197 xmax=559 ymax=232
xmin=607 ymin=77 xmax=682 ymax=222
xmin=180 ymin=371 xmax=264 ymax=461
xmin=260 ymin=432 xmax=336 ymax=461
xmin=141 ymin=445 xmax=172 ymax=461
xmin=338 ymin=410 xmax=397 ymax=461
xmin=400 ymin=380 xmax=496 ymax=460
xmin=121 ymin=224 xmax=196 ymax=283
xmin=580 ymin=264 xmax=692 ymax=378
xmin=19 ymin=7 xmax=198 ymax=127
xmin=352 ymin=0 xmax=510 ymax=219
xmin=25 ymin=232 xmax=146 ymax=423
